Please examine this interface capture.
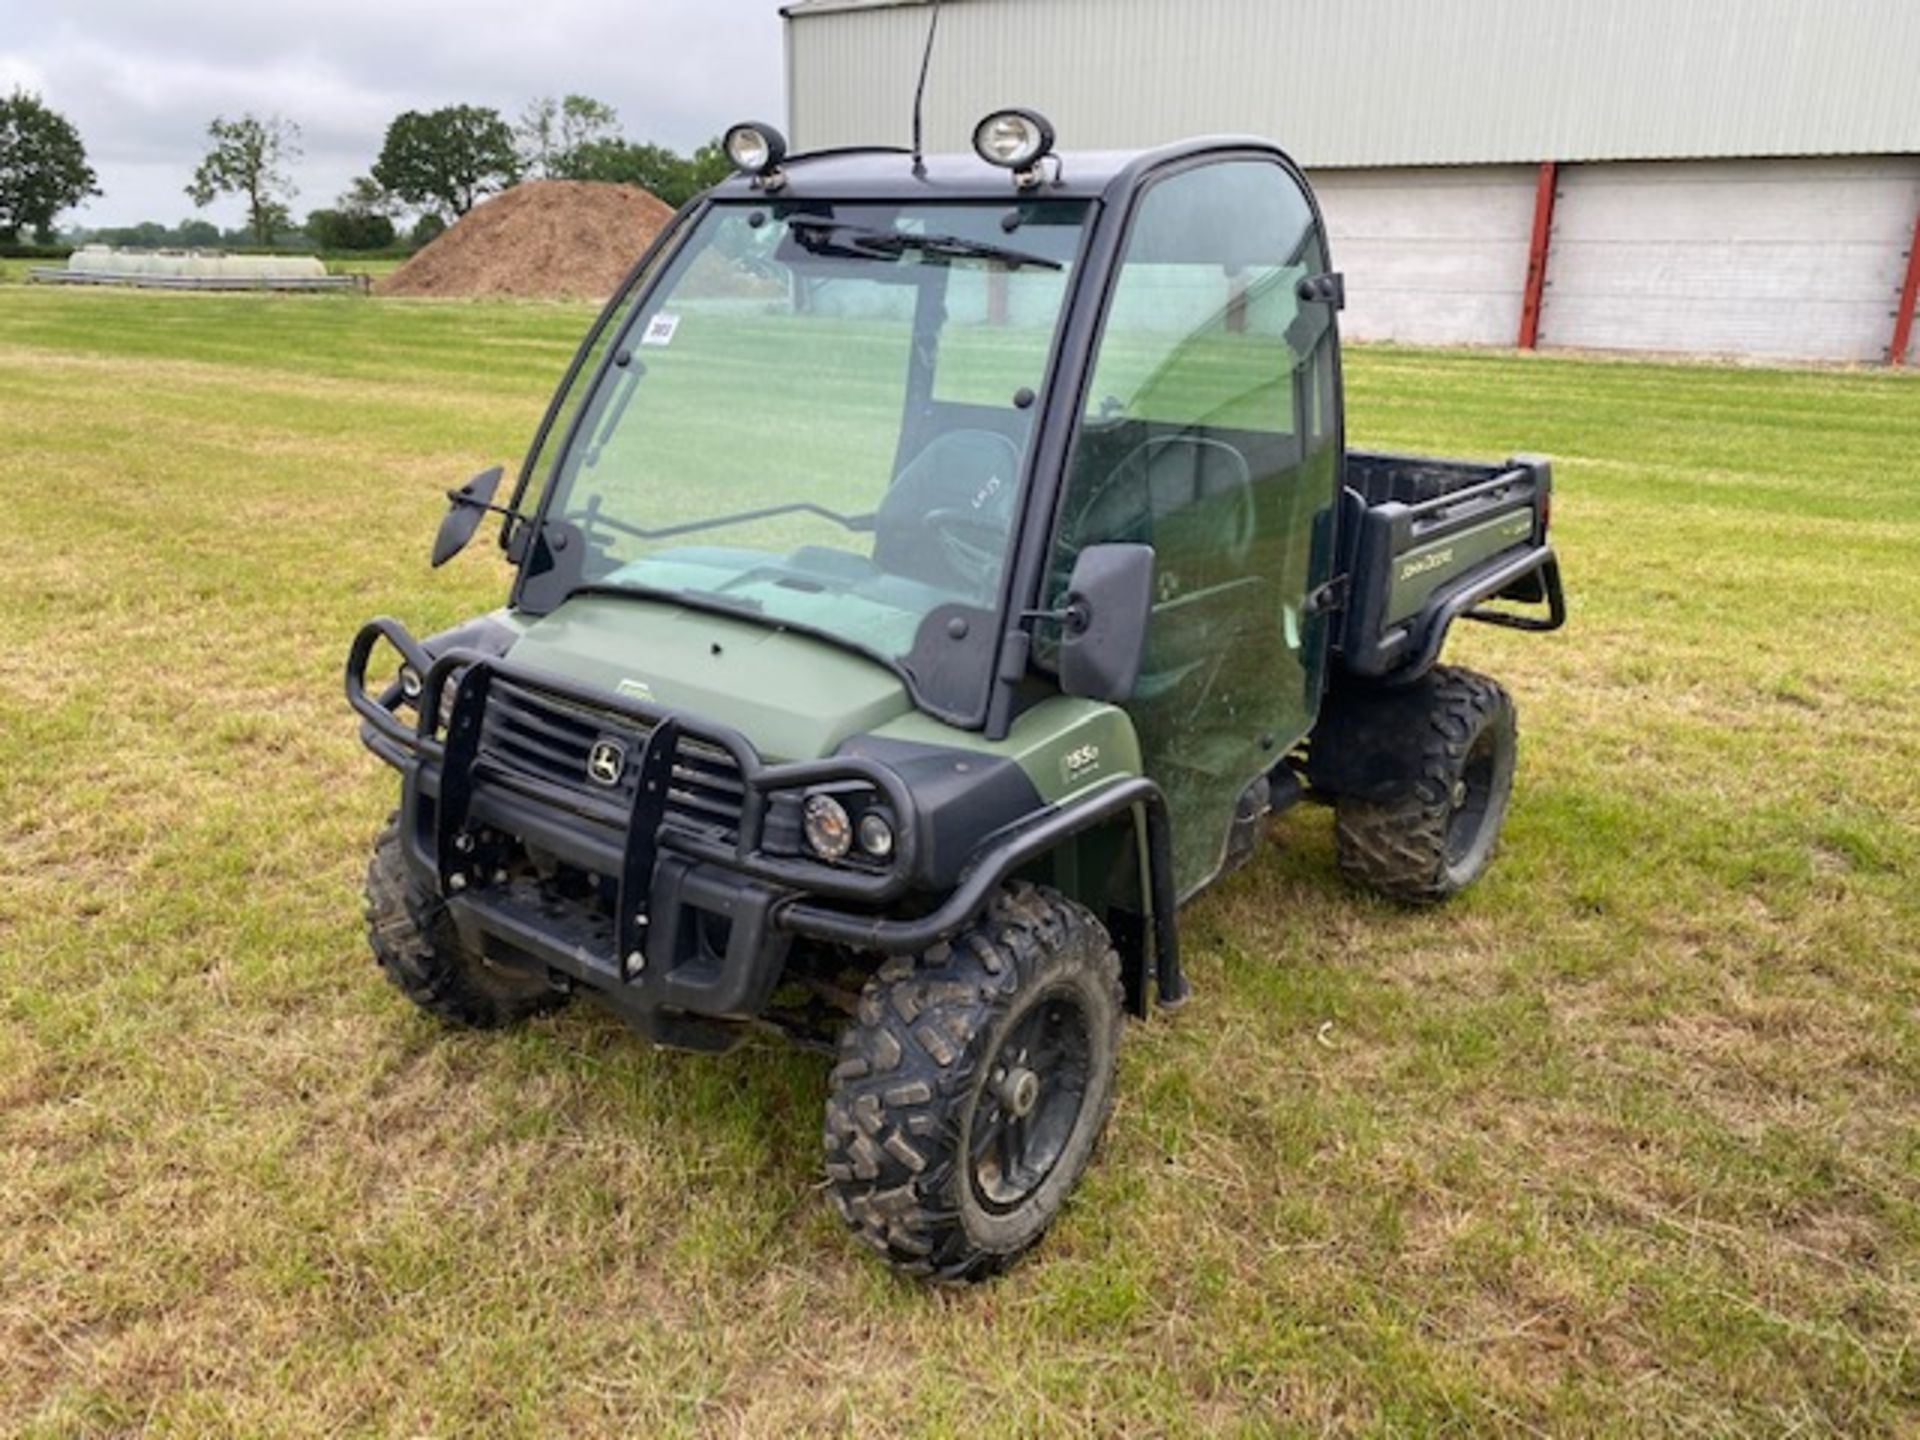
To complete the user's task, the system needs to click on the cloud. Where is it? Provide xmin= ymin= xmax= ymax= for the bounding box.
xmin=0 ymin=53 xmax=47 ymax=91
xmin=0 ymin=0 xmax=786 ymax=228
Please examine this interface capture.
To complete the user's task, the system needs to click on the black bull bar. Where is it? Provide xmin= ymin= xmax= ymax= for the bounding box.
xmin=345 ymin=617 xmax=1186 ymax=1013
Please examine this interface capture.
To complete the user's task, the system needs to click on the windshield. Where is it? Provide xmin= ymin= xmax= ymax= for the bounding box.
xmin=537 ymin=198 xmax=1090 ymax=719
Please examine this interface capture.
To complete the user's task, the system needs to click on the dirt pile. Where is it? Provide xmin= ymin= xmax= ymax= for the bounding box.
xmin=377 ymin=180 xmax=674 ymax=300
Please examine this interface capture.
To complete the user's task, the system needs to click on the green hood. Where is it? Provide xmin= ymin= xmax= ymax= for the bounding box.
xmin=505 ymin=594 xmax=913 ymax=761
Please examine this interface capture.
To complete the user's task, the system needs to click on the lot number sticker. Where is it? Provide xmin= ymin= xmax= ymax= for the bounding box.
xmin=640 ymin=313 xmax=680 ymax=346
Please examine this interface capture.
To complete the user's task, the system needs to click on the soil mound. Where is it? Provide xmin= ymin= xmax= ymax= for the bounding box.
xmin=377 ymin=180 xmax=674 ymax=300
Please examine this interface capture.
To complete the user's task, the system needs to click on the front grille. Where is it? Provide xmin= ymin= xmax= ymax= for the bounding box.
xmin=477 ymin=681 xmax=746 ymax=843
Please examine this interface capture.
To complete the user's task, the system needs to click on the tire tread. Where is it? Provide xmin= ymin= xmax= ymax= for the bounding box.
xmin=822 ymin=882 xmax=1121 ymax=1281
xmin=363 ymin=816 xmax=567 ymax=1028
xmin=1334 ymin=665 xmax=1516 ymax=903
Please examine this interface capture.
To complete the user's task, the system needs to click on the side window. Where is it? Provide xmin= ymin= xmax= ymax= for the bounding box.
xmin=1050 ymin=159 xmax=1341 ymax=897
xmin=1056 ymin=161 xmax=1333 ymax=578
xmin=1081 ymin=168 xmax=1318 ymax=434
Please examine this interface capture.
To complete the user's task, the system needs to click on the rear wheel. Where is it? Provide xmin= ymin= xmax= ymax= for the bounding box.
xmin=822 ymin=883 xmax=1124 ymax=1281
xmin=363 ymin=816 xmax=568 ymax=1028
xmin=1334 ymin=666 xmax=1517 ymax=902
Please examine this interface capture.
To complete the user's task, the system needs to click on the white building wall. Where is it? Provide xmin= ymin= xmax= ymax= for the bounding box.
xmin=1308 ymin=167 xmax=1537 ymax=347
xmin=1539 ymin=157 xmax=1920 ymax=362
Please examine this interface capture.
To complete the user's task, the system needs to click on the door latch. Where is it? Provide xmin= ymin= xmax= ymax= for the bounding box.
xmin=1305 ymin=575 xmax=1349 ymax=617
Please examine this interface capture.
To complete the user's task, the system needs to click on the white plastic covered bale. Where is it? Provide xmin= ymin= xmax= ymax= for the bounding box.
xmin=212 ymin=254 xmax=326 ymax=280
xmin=65 ymin=247 xmax=329 ymax=281
xmin=45 ymin=245 xmax=347 ymax=290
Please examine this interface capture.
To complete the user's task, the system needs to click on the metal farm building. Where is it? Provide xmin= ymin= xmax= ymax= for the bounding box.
xmin=782 ymin=0 xmax=1920 ymax=365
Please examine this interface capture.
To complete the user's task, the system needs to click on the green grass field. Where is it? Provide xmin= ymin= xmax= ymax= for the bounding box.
xmin=2 ymin=286 xmax=1918 ymax=1436
xmin=325 ymin=256 xmax=405 ymax=281
xmin=1 ymin=257 xmax=57 ymax=284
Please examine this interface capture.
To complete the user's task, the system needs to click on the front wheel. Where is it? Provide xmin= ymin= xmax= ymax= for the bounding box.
xmin=363 ymin=816 xmax=569 ymax=1028
xmin=1334 ymin=666 xmax=1518 ymax=903
xmin=822 ymin=883 xmax=1124 ymax=1281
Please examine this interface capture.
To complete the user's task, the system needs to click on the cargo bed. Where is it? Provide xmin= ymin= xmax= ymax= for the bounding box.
xmin=1334 ymin=451 xmax=1563 ymax=680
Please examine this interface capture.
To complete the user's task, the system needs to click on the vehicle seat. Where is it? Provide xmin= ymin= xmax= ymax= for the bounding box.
xmin=872 ymin=428 xmax=1024 ymax=596
xmin=1064 ymin=433 xmax=1255 ymax=562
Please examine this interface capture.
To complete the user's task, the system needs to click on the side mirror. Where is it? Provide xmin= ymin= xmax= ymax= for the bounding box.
xmin=431 ymin=465 xmax=505 ymax=568
xmin=1059 ymin=543 xmax=1154 ymax=703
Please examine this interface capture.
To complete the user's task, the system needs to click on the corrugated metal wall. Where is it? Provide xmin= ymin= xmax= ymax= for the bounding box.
xmin=785 ymin=0 xmax=1920 ymax=167
xmin=1538 ymin=157 xmax=1920 ymax=362
xmin=785 ymin=0 xmax=1920 ymax=363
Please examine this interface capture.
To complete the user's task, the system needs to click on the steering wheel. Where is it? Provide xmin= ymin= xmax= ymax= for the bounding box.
xmin=924 ymin=506 xmax=1009 ymax=596
xmin=1061 ymin=435 xmax=1256 ymax=570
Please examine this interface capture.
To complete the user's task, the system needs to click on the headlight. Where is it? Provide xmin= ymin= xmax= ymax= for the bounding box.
xmin=972 ymin=108 xmax=1055 ymax=171
xmin=724 ymin=121 xmax=787 ymax=177
xmin=802 ymin=793 xmax=853 ymax=860
xmin=856 ymin=811 xmax=895 ymax=860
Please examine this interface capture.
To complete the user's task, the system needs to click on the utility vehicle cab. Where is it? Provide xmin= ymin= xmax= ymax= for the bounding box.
xmin=347 ymin=113 xmax=1563 ymax=1279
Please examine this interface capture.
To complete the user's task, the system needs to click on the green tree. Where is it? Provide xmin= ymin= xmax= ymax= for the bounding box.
xmin=516 ymin=96 xmax=559 ymax=177
xmin=372 ymin=106 xmax=519 ymax=219
xmin=0 ymin=90 xmax=100 ymax=243
xmin=339 ymin=175 xmax=394 ymax=219
xmin=185 ymin=114 xmax=300 ymax=246
xmin=568 ymin=136 xmax=731 ymax=207
xmin=312 ymin=175 xmax=398 ymax=248
xmin=568 ymin=138 xmax=675 ymax=195
xmin=102 ymin=221 xmax=169 ymax=249
xmin=306 ymin=207 xmax=395 ymax=251
xmin=518 ymin=94 xmax=621 ymax=179
xmin=176 ymin=218 xmax=221 ymax=247
xmin=681 ymin=139 xmax=733 ymax=201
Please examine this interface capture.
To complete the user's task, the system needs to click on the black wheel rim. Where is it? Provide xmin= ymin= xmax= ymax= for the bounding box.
xmin=967 ymin=985 xmax=1094 ymax=1215
xmin=1445 ymin=727 xmax=1499 ymax=863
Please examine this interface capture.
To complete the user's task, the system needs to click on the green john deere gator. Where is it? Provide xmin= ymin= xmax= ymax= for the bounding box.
xmin=346 ymin=111 xmax=1566 ymax=1280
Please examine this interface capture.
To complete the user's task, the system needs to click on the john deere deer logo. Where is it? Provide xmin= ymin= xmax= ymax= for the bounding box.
xmin=587 ymin=739 xmax=627 ymax=787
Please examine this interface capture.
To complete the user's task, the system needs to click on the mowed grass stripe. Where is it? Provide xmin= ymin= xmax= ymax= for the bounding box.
xmin=1 ymin=288 xmax=1917 ymax=1435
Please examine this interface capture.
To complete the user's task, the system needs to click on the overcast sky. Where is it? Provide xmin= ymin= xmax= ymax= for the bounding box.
xmin=0 ymin=0 xmax=788 ymax=230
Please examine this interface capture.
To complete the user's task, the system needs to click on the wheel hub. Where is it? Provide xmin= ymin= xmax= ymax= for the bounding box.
xmin=968 ymin=991 xmax=1096 ymax=1215
xmin=996 ymin=1065 xmax=1041 ymax=1118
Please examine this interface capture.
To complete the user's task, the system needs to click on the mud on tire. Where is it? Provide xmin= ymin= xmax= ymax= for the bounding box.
xmin=364 ymin=815 xmax=568 ymax=1028
xmin=823 ymin=882 xmax=1125 ymax=1281
xmin=1334 ymin=665 xmax=1517 ymax=903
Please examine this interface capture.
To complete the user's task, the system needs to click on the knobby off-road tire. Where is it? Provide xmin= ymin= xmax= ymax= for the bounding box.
xmin=363 ymin=816 xmax=568 ymax=1028
xmin=1335 ymin=666 xmax=1517 ymax=904
xmin=823 ymin=883 xmax=1125 ymax=1281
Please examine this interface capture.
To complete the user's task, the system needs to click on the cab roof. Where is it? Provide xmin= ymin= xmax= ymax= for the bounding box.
xmin=705 ymin=137 xmax=1294 ymax=205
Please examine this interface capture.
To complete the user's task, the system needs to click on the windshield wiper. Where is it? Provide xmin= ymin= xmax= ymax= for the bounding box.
xmin=794 ymin=221 xmax=1061 ymax=272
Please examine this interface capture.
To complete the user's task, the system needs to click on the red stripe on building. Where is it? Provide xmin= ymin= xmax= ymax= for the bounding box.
xmin=1890 ymin=205 xmax=1920 ymax=367
xmin=1518 ymin=161 xmax=1559 ymax=350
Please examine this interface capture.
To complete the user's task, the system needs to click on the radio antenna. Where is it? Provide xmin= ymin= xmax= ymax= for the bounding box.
xmin=910 ymin=0 xmax=943 ymax=177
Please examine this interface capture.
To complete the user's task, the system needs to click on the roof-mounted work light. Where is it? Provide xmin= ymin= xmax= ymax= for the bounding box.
xmin=972 ymin=108 xmax=1056 ymax=184
xmin=724 ymin=122 xmax=788 ymax=185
